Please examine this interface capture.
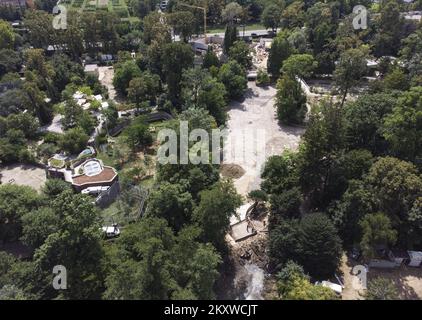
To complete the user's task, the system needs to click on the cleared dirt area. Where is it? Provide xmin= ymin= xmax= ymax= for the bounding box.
xmin=224 ymin=82 xmax=304 ymax=196
xmin=40 ymin=114 xmax=63 ymax=134
xmin=98 ymin=66 xmax=118 ymax=102
xmin=340 ymin=254 xmax=422 ymax=300
xmin=0 ymin=164 xmax=47 ymax=192
xmin=369 ymin=267 xmax=422 ymax=300
xmin=222 ymin=82 xmax=304 ymax=300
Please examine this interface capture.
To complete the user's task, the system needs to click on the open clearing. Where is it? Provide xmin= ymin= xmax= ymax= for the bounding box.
xmin=98 ymin=66 xmax=118 ymax=102
xmin=224 ymin=82 xmax=304 ymax=196
xmin=340 ymin=254 xmax=422 ymax=300
xmin=222 ymin=82 xmax=304 ymax=300
xmin=369 ymin=267 xmax=422 ymax=300
xmin=0 ymin=164 xmax=46 ymax=192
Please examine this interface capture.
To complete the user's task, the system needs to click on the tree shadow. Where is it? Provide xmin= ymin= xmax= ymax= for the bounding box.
xmin=369 ymin=267 xmax=422 ymax=300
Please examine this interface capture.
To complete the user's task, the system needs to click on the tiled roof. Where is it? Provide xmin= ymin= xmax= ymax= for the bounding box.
xmin=72 ymin=167 xmax=117 ymax=186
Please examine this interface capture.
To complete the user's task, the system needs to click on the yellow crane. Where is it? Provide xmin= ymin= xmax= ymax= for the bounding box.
xmin=178 ymin=2 xmax=208 ymax=43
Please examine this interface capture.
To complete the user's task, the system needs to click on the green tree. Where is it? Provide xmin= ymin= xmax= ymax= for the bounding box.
xmin=270 ymin=187 xmax=302 ymax=220
xmin=188 ymin=243 xmax=222 ymax=299
xmin=113 ymin=60 xmax=142 ymax=96
xmin=276 ymin=261 xmax=338 ymax=300
xmin=181 ymin=68 xmax=228 ymax=125
xmin=281 ymin=1 xmax=304 ymax=29
xmin=382 ymin=87 xmax=422 ymax=162
xmin=123 ymin=116 xmax=152 ymax=151
xmin=256 ymin=69 xmax=270 ymax=86
xmin=34 ymin=0 xmax=57 ymax=12
xmin=194 ymin=180 xmax=242 ymax=250
xmin=23 ymin=11 xmax=56 ymax=51
xmin=0 ymin=129 xmax=28 ymax=164
xmin=103 ymin=217 xmax=175 ymax=299
xmin=373 ymin=0 xmax=404 ymax=57
xmin=261 ymin=152 xmax=299 ymax=195
xmin=343 ymin=93 xmax=396 ymax=153
xmin=296 ymin=101 xmax=345 ymax=207
xmin=365 ymin=157 xmax=422 ymax=246
xmin=22 ymin=80 xmax=53 ymax=125
xmin=171 ymin=225 xmax=222 ymax=299
xmin=365 ymin=277 xmax=399 ymax=300
xmin=202 ymin=47 xmax=220 ymax=69
xmin=269 ymin=213 xmax=342 ymax=280
xmin=267 ymin=31 xmax=293 ymax=77
xmin=228 ymin=40 xmax=252 ymax=69
xmin=62 ymin=98 xmax=83 ymax=129
xmin=269 ymin=218 xmax=301 ymax=271
xmin=221 ymin=2 xmax=243 ymax=24
xmin=400 ymin=30 xmax=422 ymax=81
xmin=281 ymin=54 xmax=317 ymax=79
xmin=0 ymin=285 xmax=29 ymax=300
xmin=329 ymin=179 xmax=375 ymax=249
xmin=130 ymin=0 xmax=159 ymax=18
xmin=223 ymin=24 xmax=237 ymax=54
xmin=6 ymin=113 xmax=39 ymax=139
xmin=162 ymin=42 xmax=194 ymax=105
xmin=33 ymin=190 xmax=104 ymax=299
xmin=142 ymin=11 xmax=172 ymax=45
xmin=21 ymin=207 xmax=59 ymax=249
xmin=59 ymin=127 xmax=89 ymax=154
xmin=127 ymin=72 xmax=160 ymax=108
xmin=50 ymin=53 xmax=84 ymax=94
xmin=0 ymin=19 xmax=15 ymax=49
xmin=275 ymin=74 xmax=306 ymax=124
xmin=146 ymin=182 xmax=194 ymax=231
xmin=0 ymin=184 xmax=41 ymax=243
xmin=333 ymin=46 xmax=369 ymax=106
xmin=382 ymin=68 xmax=409 ymax=91
xmin=261 ymin=4 xmax=281 ymax=32
xmin=218 ymin=60 xmax=247 ymax=100
xmin=0 ymin=49 xmax=21 ymax=77
xmin=42 ymin=178 xmax=72 ymax=198
xmin=167 ymin=11 xmax=195 ymax=42
xmin=297 ymin=213 xmax=342 ymax=279
xmin=102 ymin=101 xmax=119 ymax=130
xmin=360 ymin=212 xmax=397 ymax=259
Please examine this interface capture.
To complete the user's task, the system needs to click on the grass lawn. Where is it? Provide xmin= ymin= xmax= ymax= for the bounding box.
xmin=96 ymin=150 xmax=115 ymax=167
xmin=100 ymin=201 xmax=120 ymax=223
xmin=66 ymin=0 xmax=134 ymax=21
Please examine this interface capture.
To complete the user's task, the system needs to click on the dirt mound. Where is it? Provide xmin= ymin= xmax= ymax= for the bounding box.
xmin=221 ymin=164 xmax=246 ymax=179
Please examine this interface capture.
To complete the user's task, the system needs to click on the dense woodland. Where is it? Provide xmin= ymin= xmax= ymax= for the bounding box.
xmin=0 ymin=0 xmax=421 ymax=300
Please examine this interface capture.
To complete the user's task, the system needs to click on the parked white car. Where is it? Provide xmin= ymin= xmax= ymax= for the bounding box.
xmin=101 ymin=224 xmax=121 ymax=238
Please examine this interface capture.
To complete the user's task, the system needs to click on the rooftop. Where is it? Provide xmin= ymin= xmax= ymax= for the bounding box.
xmin=72 ymin=159 xmax=117 ymax=187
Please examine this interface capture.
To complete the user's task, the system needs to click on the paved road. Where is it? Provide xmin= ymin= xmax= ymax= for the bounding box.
xmin=174 ymin=28 xmax=279 ymax=42
xmin=206 ymin=28 xmax=278 ymax=38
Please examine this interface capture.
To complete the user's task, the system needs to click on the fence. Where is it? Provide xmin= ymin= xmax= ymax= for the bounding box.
xmin=95 ymin=180 xmax=120 ymax=208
